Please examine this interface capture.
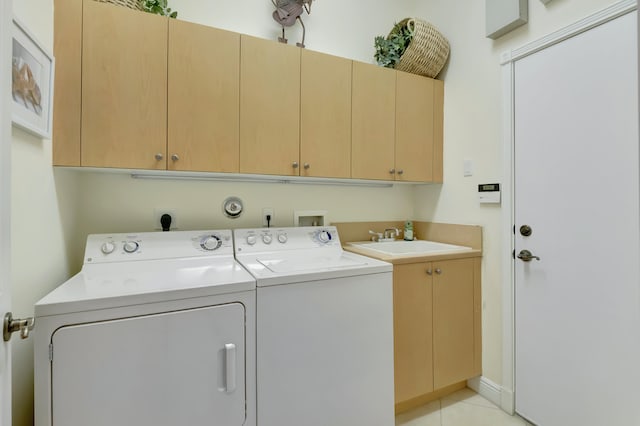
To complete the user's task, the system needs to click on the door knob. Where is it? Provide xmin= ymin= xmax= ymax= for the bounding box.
xmin=3 ymin=312 xmax=35 ymax=341
xmin=517 ymin=249 xmax=540 ymax=262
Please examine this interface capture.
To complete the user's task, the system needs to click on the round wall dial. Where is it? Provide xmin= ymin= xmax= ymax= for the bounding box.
xmin=223 ymin=197 xmax=244 ymax=218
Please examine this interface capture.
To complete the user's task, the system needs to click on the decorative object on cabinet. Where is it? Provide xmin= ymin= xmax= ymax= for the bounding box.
xmin=271 ymin=0 xmax=314 ymax=47
xmin=94 ymin=0 xmax=178 ymax=17
xmin=11 ymin=17 xmax=54 ymax=139
xmin=375 ymin=18 xmax=449 ymax=79
xmin=142 ymin=0 xmax=178 ymax=18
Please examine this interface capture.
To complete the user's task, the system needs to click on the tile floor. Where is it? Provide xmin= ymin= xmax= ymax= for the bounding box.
xmin=395 ymin=388 xmax=533 ymax=426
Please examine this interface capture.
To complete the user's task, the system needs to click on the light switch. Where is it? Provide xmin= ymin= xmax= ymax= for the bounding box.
xmin=463 ymin=159 xmax=473 ymax=177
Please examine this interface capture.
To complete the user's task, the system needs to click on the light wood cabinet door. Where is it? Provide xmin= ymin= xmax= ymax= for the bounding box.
xmin=52 ymin=0 xmax=82 ymax=166
xmin=432 ymin=258 xmax=476 ymax=389
xmin=300 ymin=50 xmax=352 ymax=178
xmin=240 ymin=36 xmax=300 ymax=176
xmin=81 ymin=1 xmax=168 ymax=169
xmin=168 ymin=20 xmax=240 ymax=172
xmin=351 ymin=62 xmax=396 ymax=180
xmin=395 ymin=71 xmax=435 ymax=182
xmin=393 ymin=263 xmax=433 ymax=404
xmin=433 ymin=80 xmax=444 ymax=183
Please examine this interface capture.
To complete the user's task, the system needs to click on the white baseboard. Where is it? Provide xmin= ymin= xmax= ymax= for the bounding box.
xmin=467 ymin=376 xmax=514 ymax=414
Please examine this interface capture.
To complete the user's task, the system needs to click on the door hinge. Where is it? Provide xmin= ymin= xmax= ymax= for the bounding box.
xmin=512 ymin=250 xmax=515 ymax=259
xmin=48 ymin=343 xmax=53 ymax=362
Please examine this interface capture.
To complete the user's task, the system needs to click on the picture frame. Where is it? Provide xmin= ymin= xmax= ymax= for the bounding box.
xmin=11 ymin=17 xmax=54 ymax=139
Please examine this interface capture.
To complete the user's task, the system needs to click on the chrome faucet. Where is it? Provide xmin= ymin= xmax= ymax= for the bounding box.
xmin=384 ymin=228 xmax=400 ymax=240
xmin=369 ymin=228 xmax=399 ymax=242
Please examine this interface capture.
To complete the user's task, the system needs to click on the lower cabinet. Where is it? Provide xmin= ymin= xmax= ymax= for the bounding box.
xmin=393 ymin=257 xmax=482 ymax=411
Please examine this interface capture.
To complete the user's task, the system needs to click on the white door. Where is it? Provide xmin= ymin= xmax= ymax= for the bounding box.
xmin=51 ymin=303 xmax=246 ymax=426
xmin=0 ymin=1 xmax=13 ymax=425
xmin=514 ymin=11 xmax=640 ymax=426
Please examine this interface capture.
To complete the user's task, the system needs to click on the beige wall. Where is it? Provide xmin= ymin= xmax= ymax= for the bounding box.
xmin=412 ymin=0 xmax=619 ymax=385
xmin=9 ymin=0 xmax=622 ymax=424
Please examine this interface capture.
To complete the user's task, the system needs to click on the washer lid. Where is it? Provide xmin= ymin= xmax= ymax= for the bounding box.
xmin=35 ymin=257 xmax=256 ymax=317
xmin=257 ymin=253 xmax=367 ymax=273
xmin=236 ymin=250 xmax=392 ymax=287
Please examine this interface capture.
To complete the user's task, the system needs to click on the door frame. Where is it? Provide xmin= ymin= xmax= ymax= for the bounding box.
xmin=499 ymin=0 xmax=638 ymax=415
xmin=0 ymin=0 xmax=13 ymax=424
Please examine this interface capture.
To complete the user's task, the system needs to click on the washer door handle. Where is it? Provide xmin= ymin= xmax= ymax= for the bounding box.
xmin=224 ymin=343 xmax=236 ymax=393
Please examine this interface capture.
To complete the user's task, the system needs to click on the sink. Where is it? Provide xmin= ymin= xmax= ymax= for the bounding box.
xmin=348 ymin=240 xmax=473 ymax=256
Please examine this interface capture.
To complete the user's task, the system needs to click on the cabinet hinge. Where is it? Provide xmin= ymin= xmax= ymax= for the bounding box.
xmin=48 ymin=343 xmax=53 ymax=362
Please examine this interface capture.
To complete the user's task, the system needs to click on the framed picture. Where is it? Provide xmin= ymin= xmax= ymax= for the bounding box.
xmin=11 ymin=17 xmax=54 ymax=139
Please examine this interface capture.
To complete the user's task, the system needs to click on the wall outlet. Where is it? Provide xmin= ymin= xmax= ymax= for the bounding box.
xmin=153 ymin=208 xmax=178 ymax=231
xmin=262 ymin=208 xmax=274 ymax=227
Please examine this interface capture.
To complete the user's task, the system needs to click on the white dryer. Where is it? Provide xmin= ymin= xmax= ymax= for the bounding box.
xmin=34 ymin=230 xmax=256 ymax=426
xmin=233 ymin=226 xmax=394 ymax=426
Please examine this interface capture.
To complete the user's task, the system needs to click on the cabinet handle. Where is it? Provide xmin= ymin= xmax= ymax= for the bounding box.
xmin=435 ymin=268 xmax=442 ymax=275
xmin=154 ymin=153 xmax=164 ymax=161
xmin=397 ymin=169 xmax=404 ymax=175
xmin=171 ymin=154 xmax=179 ymax=162
xmin=292 ymin=161 xmax=299 ymax=169
xmin=303 ymin=163 xmax=310 ymax=169
xmin=389 ymin=168 xmax=396 ymax=175
xmin=426 ymin=269 xmax=432 ymax=275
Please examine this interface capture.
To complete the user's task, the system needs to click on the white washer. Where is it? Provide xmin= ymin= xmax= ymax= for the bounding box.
xmin=34 ymin=230 xmax=256 ymax=426
xmin=233 ymin=226 xmax=394 ymax=426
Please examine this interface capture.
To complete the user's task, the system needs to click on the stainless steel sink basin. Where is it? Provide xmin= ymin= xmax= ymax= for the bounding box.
xmin=348 ymin=240 xmax=473 ymax=256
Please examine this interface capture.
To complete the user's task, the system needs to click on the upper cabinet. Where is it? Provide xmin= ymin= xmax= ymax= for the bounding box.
xmin=351 ymin=62 xmax=396 ymax=181
xmin=240 ymin=36 xmax=301 ymax=176
xmin=396 ymin=71 xmax=442 ymax=183
xmin=52 ymin=0 xmax=444 ymax=183
xmin=168 ymin=20 xmax=240 ymax=173
xmin=300 ymin=50 xmax=352 ymax=179
xmin=81 ymin=0 xmax=168 ymax=169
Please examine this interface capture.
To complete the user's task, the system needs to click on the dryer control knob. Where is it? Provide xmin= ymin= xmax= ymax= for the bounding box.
xmin=123 ymin=241 xmax=139 ymax=253
xmin=101 ymin=242 xmax=116 ymax=254
xmin=277 ymin=233 xmax=288 ymax=244
xmin=201 ymin=235 xmax=222 ymax=251
xmin=318 ymin=231 xmax=332 ymax=243
xmin=246 ymin=235 xmax=257 ymax=245
xmin=262 ymin=234 xmax=273 ymax=244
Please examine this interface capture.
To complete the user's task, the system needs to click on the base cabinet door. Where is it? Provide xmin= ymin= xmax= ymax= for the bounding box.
xmin=81 ymin=1 xmax=168 ymax=169
xmin=432 ymin=258 xmax=477 ymax=389
xmin=393 ymin=257 xmax=481 ymax=411
xmin=393 ymin=262 xmax=433 ymax=404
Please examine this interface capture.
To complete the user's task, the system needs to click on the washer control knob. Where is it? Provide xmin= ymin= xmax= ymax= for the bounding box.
xmin=200 ymin=235 xmax=222 ymax=251
xmin=123 ymin=241 xmax=139 ymax=253
xmin=262 ymin=234 xmax=273 ymax=244
xmin=101 ymin=242 xmax=116 ymax=254
xmin=277 ymin=233 xmax=288 ymax=244
xmin=246 ymin=235 xmax=257 ymax=245
xmin=318 ymin=230 xmax=332 ymax=243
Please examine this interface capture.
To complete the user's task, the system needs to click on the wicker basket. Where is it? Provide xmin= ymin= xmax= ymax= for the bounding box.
xmin=391 ymin=18 xmax=449 ymax=78
xmin=94 ymin=0 xmax=144 ymax=11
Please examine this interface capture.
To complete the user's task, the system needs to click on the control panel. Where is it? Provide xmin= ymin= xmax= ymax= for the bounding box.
xmin=233 ymin=226 xmax=341 ymax=254
xmin=85 ymin=230 xmax=234 ymax=263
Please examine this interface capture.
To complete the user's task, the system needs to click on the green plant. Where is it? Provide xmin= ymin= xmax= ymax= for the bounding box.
xmin=142 ymin=0 xmax=178 ymax=18
xmin=374 ymin=22 xmax=413 ymax=68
